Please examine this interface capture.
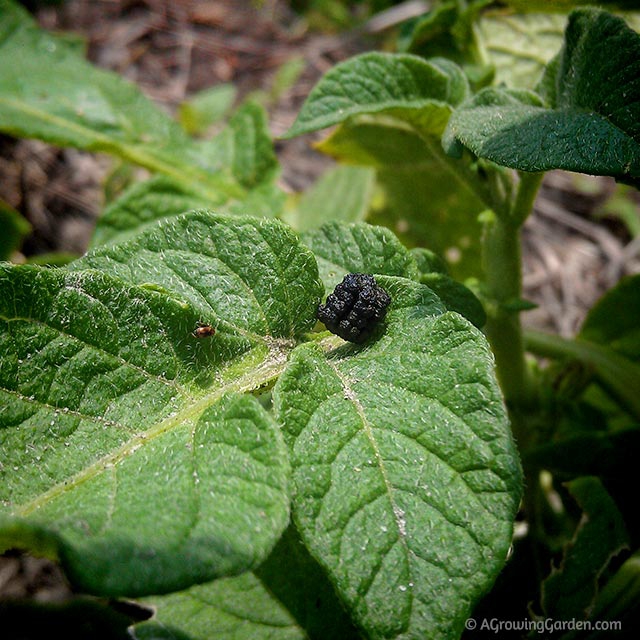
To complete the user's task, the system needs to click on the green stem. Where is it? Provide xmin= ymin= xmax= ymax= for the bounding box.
xmin=524 ymin=328 xmax=640 ymax=421
xmin=481 ymin=172 xmax=543 ymax=436
xmin=483 ymin=215 xmax=531 ymax=407
xmin=511 ymin=172 xmax=544 ymax=224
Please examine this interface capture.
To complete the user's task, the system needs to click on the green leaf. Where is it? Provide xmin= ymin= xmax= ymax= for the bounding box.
xmin=273 ymin=280 xmax=523 ymax=640
xmin=419 ymin=272 xmax=486 ymax=329
xmin=0 ymin=269 xmax=294 ymax=589
xmin=283 ymin=165 xmax=375 ymax=232
xmin=178 ymin=83 xmax=237 ymax=135
xmin=252 ymin=524 xmax=361 ymax=639
xmin=0 ymin=267 xmax=291 ymax=596
xmin=90 ymin=176 xmax=210 ymax=248
xmin=0 ymin=199 xmax=31 ymax=260
xmin=316 ymin=118 xmax=486 ymax=280
xmin=200 ymin=101 xmax=280 ymax=191
xmin=301 ymin=221 xmax=420 ymax=293
xmin=284 ymin=53 xmax=469 ymax=139
xmin=75 ymin=211 xmax=323 ymax=339
xmin=198 ymin=101 xmax=286 ymax=218
xmin=283 ymin=50 xmax=492 ymax=279
xmin=397 ymin=0 xmax=494 ymax=82
xmin=479 ymin=13 xmax=567 ymax=89
xmin=580 ymin=274 xmax=640 ymax=361
xmin=133 ymin=524 xmax=360 ymax=640
xmin=134 ymin=573 xmax=306 ymax=640
xmin=410 ymin=247 xmax=449 ymax=275
xmin=446 ymin=9 xmax=640 ymax=181
xmin=0 ymin=0 xmax=246 ymax=202
xmin=541 ymin=477 xmax=629 ymax=620
xmin=397 ymin=1 xmax=461 ymax=56
xmin=0 ymin=213 xmax=325 ymax=596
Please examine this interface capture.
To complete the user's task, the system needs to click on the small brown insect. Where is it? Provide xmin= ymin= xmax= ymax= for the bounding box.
xmin=192 ymin=322 xmax=216 ymax=338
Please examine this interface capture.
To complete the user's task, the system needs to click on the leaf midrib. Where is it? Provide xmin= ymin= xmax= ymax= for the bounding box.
xmin=0 ymin=97 xmax=245 ymax=201
xmin=15 ymin=346 xmax=290 ymax=517
xmin=328 ymin=362 xmax=415 ymax=621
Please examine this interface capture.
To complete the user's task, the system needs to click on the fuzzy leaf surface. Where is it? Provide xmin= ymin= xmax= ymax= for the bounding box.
xmin=0 ymin=213 xmax=324 ymax=596
xmin=75 ymin=211 xmax=323 ymax=339
xmin=446 ymin=9 xmax=640 ymax=181
xmin=302 ymin=222 xmax=420 ymax=293
xmin=133 ymin=525 xmax=360 ymax=640
xmin=285 ymin=53 xmax=469 ymax=138
xmin=274 ymin=278 xmax=522 ymax=639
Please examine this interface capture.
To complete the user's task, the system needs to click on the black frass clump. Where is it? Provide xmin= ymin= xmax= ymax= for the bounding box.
xmin=317 ymin=273 xmax=391 ymax=343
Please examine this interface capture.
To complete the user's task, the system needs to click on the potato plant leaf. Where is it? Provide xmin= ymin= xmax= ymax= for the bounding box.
xmin=419 ymin=272 xmax=486 ymax=329
xmin=90 ymin=176 xmax=211 ymax=248
xmin=479 ymin=13 xmax=567 ymax=89
xmin=303 ymin=222 xmax=485 ymax=330
xmin=133 ymin=573 xmax=306 ymax=640
xmin=74 ymin=211 xmax=322 ymax=339
xmin=284 ymin=52 xmax=470 ymax=139
xmin=283 ymin=165 xmax=375 ymax=233
xmin=397 ymin=0 xmax=493 ymax=80
xmin=274 ymin=278 xmax=523 ymax=640
xmin=0 ymin=0 xmax=282 ymax=205
xmin=541 ymin=477 xmax=629 ymax=620
xmin=446 ymin=9 xmax=640 ymax=182
xmin=178 ymin=83 xmax=237 ymax=135
xmin=134 ymin=524 xmax=360 ymax=640
xmin=312 ymin=102 xmax=487 ymax=279
xmin=580 ymin=274 xmax=640 ymax=361
xmin=207 ymin=100 xmax=280 ymax=190
xmin=283 ymin=47 xmax=500 ymax=280
xmin=0 ymin=213 xmax=326 ymax=596
xmin=302 ymin=221 xmax=420 ymax=293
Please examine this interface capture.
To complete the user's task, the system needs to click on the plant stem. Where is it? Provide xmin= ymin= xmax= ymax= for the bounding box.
xmin=524 ymin=328 xmax=640 ymax=420
xmin=511 ymin=172 xmax=544 ymax=225
xmin=483 ymin=216 xmax=531 ymax=407
xmin=482 ymin=172 xmax=543 ymax=434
